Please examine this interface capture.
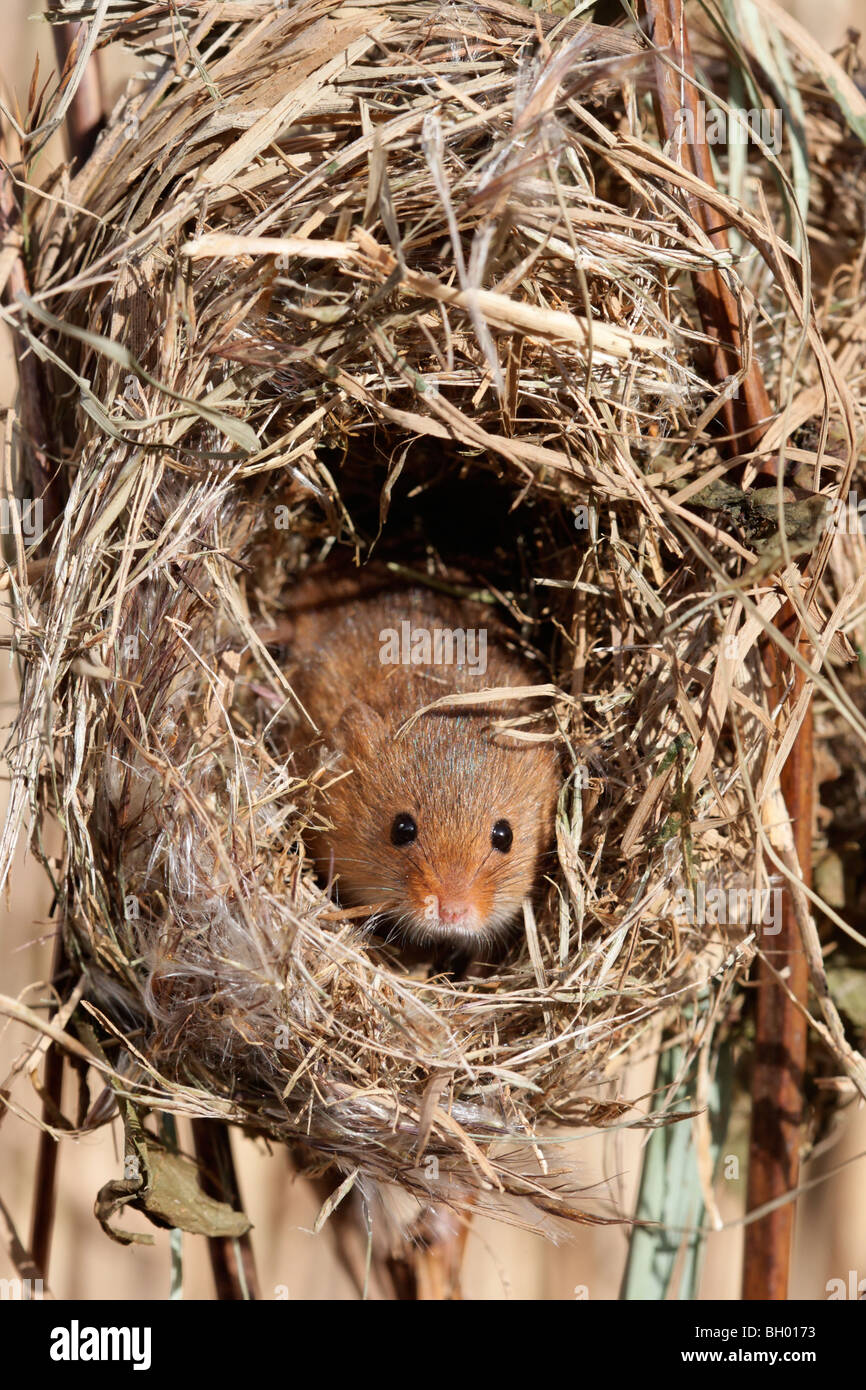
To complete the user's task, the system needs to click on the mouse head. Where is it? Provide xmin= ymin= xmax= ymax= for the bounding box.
xmin=310 ymin=699 xmax=560 ymax=949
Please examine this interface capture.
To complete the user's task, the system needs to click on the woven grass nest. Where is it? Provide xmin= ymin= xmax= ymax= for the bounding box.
xmin=3 ymin=0 xmax=866 ymax=1243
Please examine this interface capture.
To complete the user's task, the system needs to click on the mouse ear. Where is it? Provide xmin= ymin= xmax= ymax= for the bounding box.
xmin=329 ymin=701 xmax=387 ymax=760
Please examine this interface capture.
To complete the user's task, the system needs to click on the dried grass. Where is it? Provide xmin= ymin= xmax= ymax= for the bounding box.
xmin=1 ymin=0 xmax=866 ymax=1236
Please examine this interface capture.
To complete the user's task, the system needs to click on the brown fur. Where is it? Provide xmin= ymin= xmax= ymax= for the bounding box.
xmin=284 ymin=574 xmax=560 ymax=949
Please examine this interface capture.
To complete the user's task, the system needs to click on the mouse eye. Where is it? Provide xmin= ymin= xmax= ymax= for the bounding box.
xmin=491 ymin=819 xmax=513 ymax=853
xmin=391 ymin=812 xmax=418 ymax=846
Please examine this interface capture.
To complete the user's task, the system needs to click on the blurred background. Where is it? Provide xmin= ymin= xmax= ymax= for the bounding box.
xmin=1 ymin=0 xmax=864 ymax=1300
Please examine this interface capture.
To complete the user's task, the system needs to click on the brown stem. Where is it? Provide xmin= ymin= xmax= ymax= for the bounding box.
xmin=304 ymin=1161 xmax=470 ymax=1300
xmin=46 ymin=6 xmax=106 ymax=165
xmin=639 ymin=0 xmax=813 ymax=1301
xmin=743 ymin=618 xmax=812 ymax=1300
xmin=190 ymin=1120 xmax=260 ymax=1300
xmin=0 ymin=151 xmax=64 ymax=541
xmin=641 ymin=0 xmax=772 ymax=452
xmin=408 ymin=1205 xmax=470 ymax=1300
xmin=304 ymin=1166 xmax=410 ymax=1300
xmin=0 ymin=1191 xmax=54 ymax=1298
xmin=29 ymin=928 xmax=68 ymax=1282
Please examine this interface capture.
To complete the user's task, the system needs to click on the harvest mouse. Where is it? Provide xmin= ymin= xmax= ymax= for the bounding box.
xmin=279 ymin=570 xmax=560 ymax=951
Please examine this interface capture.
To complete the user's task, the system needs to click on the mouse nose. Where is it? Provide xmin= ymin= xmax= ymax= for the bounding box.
xmin=437 ymin=896 xmax=473 ymax=926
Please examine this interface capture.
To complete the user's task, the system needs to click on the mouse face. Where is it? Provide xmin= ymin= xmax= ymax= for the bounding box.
xmin=308 ymin=699 xmax=560 ymax=948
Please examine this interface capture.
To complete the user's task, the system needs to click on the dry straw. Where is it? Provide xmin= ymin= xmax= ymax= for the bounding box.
xmin=2 ymin=0 xmax=866 ymax=1239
